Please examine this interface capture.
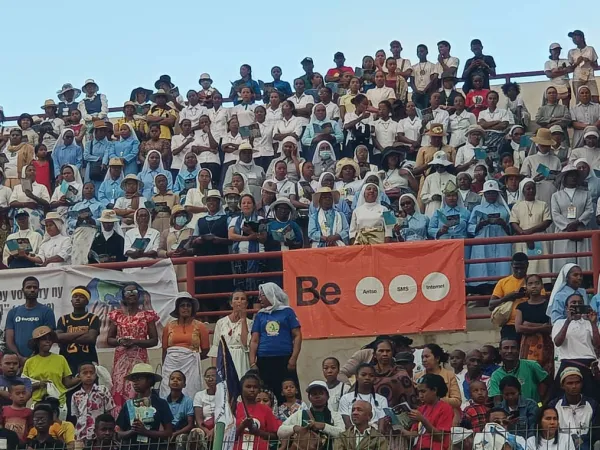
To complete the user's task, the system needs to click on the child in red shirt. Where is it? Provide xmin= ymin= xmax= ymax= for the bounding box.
xmin=32 ymin=144 xmax=54 ymax=195
xmin=234 ymin=374 xmax=281 ymax=450
xmin=462 ymin=380 xmax=491 ymax=432
xmin=465 ymin=74 xmax=490 ymax=119
xmin=2 ymin=382 xmax=33 ymax=443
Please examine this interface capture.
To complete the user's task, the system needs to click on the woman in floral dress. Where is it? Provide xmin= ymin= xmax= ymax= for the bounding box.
xmin=107 ymin=283 xmax=159 ymax=415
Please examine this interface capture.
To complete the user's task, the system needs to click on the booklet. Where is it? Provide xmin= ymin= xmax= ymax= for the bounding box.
xmin=239 ymin=123 xmax=261 ymax=139
xmin=245 ymin=221 xmax=261 ymax=233
xmin=132 ymin=238 xmax=150 ymax=252
xmin=271 ymin=224 xmax=296 ymax=243
xmin=474 ymin=147 xmax=487 ymax=160
xmin=20 ymin=179 xmax=32 ymax=192
xmin=6 ymin=238 xmax=32 ymax=255
xmin=383 ymin=210 xmax=397 ymax=226
xmin=527 ymin=241 xmax=543 ymax=256
xmin=154 ymin=202 xmax=171 ymax=214
xmin=536 ymin=163 xmax=550 ymax=178
xmin=144 ymin=200 xmax=156 ymax=210
xmin=520 ymin=134 xmax=532 ymax=148
xmin=436 ymin=211 xmax=460 ymax=227
xmin=313 ymin=123 xmax=332 ymax=134
xmin=184 ymin=178 xmax=196 ymax=190
xmin=60 ymin=181 xmax=79 ymax=202
xmin=89 ymin=250 xmax=114 ymax=264
xmin=421 ymin=107 xmax=433 ymax=123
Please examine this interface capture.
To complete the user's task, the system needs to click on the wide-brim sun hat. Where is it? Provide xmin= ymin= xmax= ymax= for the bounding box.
xmin=500 ymin=167 xmax=525 ymax=182
xmin=169 ymin=292 xmax=200 ymax=318
xmin=125 ymin=363 xmax=162 ymax=383
xmin=335 ymin=158 xmax=360 ymax=178
xmin=150 ymin=89 xmax=173 ymax=103
xmin=41 ymin=212 xmax=63 ymax=226
xmin=426 ymin=123 xmax=447 ymax=137
xmin=271 ymin=197 xmax=296 ymax=213
xmin=261 ymin=181 xmax=278 ymax=194
xmin=27 ymin=326 xmax=57 ymax=350
xmin=531 ymin=128 xmax=556 ymax=146
xmin=239 ymin=142 xmax=259 ymax=154
xmin=205 ymin=189 xmax=222 ymax=200
xmin=466 ymin=125 xmax=485 ymax=136
xmin=57 ymin=83 xmax=82 ymax=101
xmin=98 ymin=210 xmax=120 ymax=223
xmin=120 ymin=174 xmax=144 ymax=190
xmin=199 ymin=73 xmax=213 ymax=83
xmin=312 ymin=186 xmax=340 ymax=207
xmin=130 ymin=87 xmax=153 ymax=102
xmin=82 ymin=79 xmax=99 ymax=91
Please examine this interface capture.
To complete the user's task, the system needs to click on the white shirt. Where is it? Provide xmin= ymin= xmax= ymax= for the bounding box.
xmin=0 ymin=185 xmax=12 ymax=207
xmin=545 ymin=59 xmax=571 ymax=87
xmin=479 ymin=108 xmax=514 ymax=133
xmin=185 ymin=188 xmax=208 ymax=230
xmin=287 ymin=93 xmax=314 ymax=126
xmin=114 ymin=196 xmax=148 ymax=229
xmin=449 ymin=111 xmax=477 ymax=148
xmin=526 ymin=434 xmax=576 ymax=450
xmin=568 ymin=46 xmax=598 ymax=82
xmin=194 ymin=131 xmax=220 ymax=165
xmin=231 ymin=104 xmax=257 ymax=127
xmin=170 ymin=133 xmax=196 ymax=170
xmin=2 ymin=228 xmax=42 ymax=266
xmin=395 ymin=58 xmax=412 ymax=74
xmin=274 ymin=178 xmax=295 ymax=198
xmin=373 ymin=118 xmax=399 ymax=153
xmin=179 ymin=104 xmax=208 ymax=128
xmin=312 ymin=102 xmax=340 ymax=121
xmin=272 ymin=116 xmax=303 ymax=149
xmin=207 ymin=106 xmax=231 ymax=140
xmin=193 ymin=389 xmax=215 ymax=421
xmin=222 ymin=132 xmax=245 ymax=164
xmin=2 ymin=149 xmax=19 ymax=178
xmin=366 ymin=86 xmax=396 ymax=107
xmin=421 ymin=108 xmax=450 ymax=147
xmin=41 ymin=117 xmax=65 ymax=152
xmin=265 ymin=106 xmax=283 ymax=126
xmin=38 ymin=235 xmax=71 ymax=267
xmin=411 ymin=61 xmax=438 ymax=91
xmin=253 ymin=122 xmax=275 ymax=158
xmin=435 ymin=56 xmax=460 ymax=75
xmin=10 ymin=182 xmax=50 ymax=204
xmin=398 ymin=116 xmax=422 ymax=142
xmin=327 ymin=382 xmax=351 ymax=412
xmin=124 ymin=227 xmax=161 ymax=260
xmin=228 ymin=215 xmax=265 ymax=253
xmin=338 ymin=392 xmax=388 ymax=425
xmin=552 ymin=319 xmax=597 ymax=360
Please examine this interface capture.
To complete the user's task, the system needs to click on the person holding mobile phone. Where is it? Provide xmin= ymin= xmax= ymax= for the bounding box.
xmin=552 ymin=293 xmax=600 ymax=402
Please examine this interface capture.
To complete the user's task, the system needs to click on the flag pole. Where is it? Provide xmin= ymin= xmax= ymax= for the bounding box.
xmin=211 ymin=422 xmax=225 ymax=450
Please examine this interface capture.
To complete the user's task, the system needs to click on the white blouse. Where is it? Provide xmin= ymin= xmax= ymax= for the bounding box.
xmin=272 ymin=116 xmax=303 ymax=148
xmin=193 ymin=131 xmax=220 ymax=165
xmin=265 ymin=106 xmax=283 ymax=126
xmin=207 ymin=106 xmax=231 ymax=141
xmin=253 ymin=122 xmax=275 ymax=158
xmin=231 ymin=104 xmax=257 ymax=127
xmin=184 ymin=189 xmax=208 ymax=230
xmin=10 ymin=182 xmax=51 ymax=204
xmin=397 ymin=116 xmax=422 ymax=143
xmin=124 ymin=227 xmax=161 ymax=261
xmin=449 ymin=111 xmax=477 ymax=148
xmin=171 ymin=133 xmax=196 ymax=170
xmin=222 ymin=132 xmax=245 ymax=164
xmin=366 ymin=86 xmax=396 ymax=107
xmin=373 ymin=119 xmax=399 ymax=154
xmin=349 ymin=204 xmax=393 ymax=238
xmin=287 ymin=93 xmax=314 ymax=126
xmin=0 ymin=186 xmax=13 ymax=207
xmin=38 ymin=235 xmax=72 ymax=267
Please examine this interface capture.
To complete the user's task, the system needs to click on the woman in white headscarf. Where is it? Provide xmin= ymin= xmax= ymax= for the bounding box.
xmin=575 ymin=158 xmax=600 ymax=213
xmin=139 ymin=149 xmax=173 ymax=199
xmin=184 ymin=167 xmax=212 ymax=230
xmin=30 ymin=212 xmax=71 ymax=267
xmin=111 ymin=122 xmax=140 ymax=176
xmin=249 ymin=282 xmax=302 ymax=403
xmin=9 ymin=163 xmax=50 ymax=234
xmin=467 ymin=180 xmax=512 ymax=293
xmin=398 ymin=193 xmax=429 ymax=241
xmin=312 ymin=141 xmax=337 ymax=177
xmin=500 ymin=125 xmax=528 ymax=169
xmin=349 ymin=182 xmax=393 ymax=245
xmin=308 ymin=187 xmax=349 ymax=248
xmin=123 ymin=207 xmax=160 ymax=266
xmin=547 ymin=263 xmax=589 ymax=324
xmin=50 ymin=164 xmax=83 ymax=222
xmin=509 ymin=178 xmax=552 ymax=277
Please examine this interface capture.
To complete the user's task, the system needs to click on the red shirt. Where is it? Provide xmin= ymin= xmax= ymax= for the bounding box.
xmin=326 ymin=66 xmax=355 ymax=80
xmin=234 ymin=402 xmax=281 ymax=450
xmin=465 ymin=89 xmax=490 ymax=119
xmin=32 ymin=160 xmax=52 ymax=194
xmin=412 ymin=401 xmax=454 ymax=450
xmin=2 ymin=405 xmax=33 ymax=443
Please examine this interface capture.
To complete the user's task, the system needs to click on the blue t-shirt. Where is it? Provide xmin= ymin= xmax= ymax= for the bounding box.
xmin=251 ymin=308 xmax=300 ymax=357
xmin=0 ymin=375 xmax=32 ymax=406
xmin=167 ymin=394 xmax=194 ymax=430
xmin=6 ymin=303 xmax=56 ymax=357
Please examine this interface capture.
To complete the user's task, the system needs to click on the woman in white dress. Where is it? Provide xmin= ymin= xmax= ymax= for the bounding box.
xmin=208 ymin=290 xmax=253 ymax=376
xmin=9 ymin=163 xmax=50 ymax=234
xmin=349 ymin=183 xmax=393 ymax=245
xmin=420 ymin=152 xmax=456 ymax=217
xmin=551 ymin=165 xmax=594 ymax=272
xmin=509 ymin=178 xmax=552 ymax=276
xmin=123 ymin=207 xmax=161 ymax=265
xmin=30 ymin=212 xmax=71 ymax=267
xmin=184 ymin=168 xmax=212 ymax=230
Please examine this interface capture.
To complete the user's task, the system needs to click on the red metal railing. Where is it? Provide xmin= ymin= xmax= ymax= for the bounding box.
xmin=4 ymin=68 xmax=600 ymax=124
xmin=89 ymin=230 xmax=600 ymax=323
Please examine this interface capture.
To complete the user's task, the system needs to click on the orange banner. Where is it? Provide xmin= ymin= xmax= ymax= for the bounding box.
xmin=283 ymin=241 xmax=466 ymax=339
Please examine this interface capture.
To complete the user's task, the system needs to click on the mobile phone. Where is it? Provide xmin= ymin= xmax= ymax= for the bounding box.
xmin=574 ymin=304 xmax=592 ymax=315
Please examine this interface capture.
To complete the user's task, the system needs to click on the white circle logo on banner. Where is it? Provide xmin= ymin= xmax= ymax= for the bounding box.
xmin=355 ymin=277 xmax=384 ymax=306
xmin=388 ymin=275 xmax=418 ymax=304
xmin=422 ymin=272 xmax=450 ymax=302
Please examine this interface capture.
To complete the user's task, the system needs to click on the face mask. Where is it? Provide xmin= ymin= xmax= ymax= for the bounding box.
xmin=175 ymin=216 xmax=188 ymax=227
xmin=320 ymin=151 xmax=332 ymax=160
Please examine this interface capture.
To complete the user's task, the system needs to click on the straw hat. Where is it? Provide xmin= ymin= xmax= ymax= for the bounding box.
xmin=150 ymin=89 xmax=173 ymax=103
xmin=501 ymin=167 xmax=525 ymax=182
xmin=171 ymin=205 xmax=190 ymax=218
xmin=335 ymin=158 xmax=360 ymax=178
xmin=41 ymin=211 xmax=63 ymax=226
xmin=41 ymin=99 xmax=58 ymax=110
xmin=27 ymin=326 xmax=57 ymax=350
xmin=120 ymin=174 xmax=144 ymax=190
xmin=261 ymin=181 xmax=278 ymax=194
xmin=312 ymin=186 xmax=340 ymax=207
xmin=108 ymin=157 xmax=124 ymax=167
xmin=426 ymin=123 xmax=447 ymax=137
xmin=123 ymin=101 xmax=136 ymax=109
xmin=125 ymin=363 xmax=162 ymax=383
xmin=205 ymin=189 xmax=222 ymax=200
xmin=531 ymin=128 xmax=556 ymax=146
xmin=93 ymin=120 xmax=108 ymax=129
xmin=239 ymin=142 xmax=259 ymax=153
xmin=98 ymin=210 xmax=120 ymax=223
xmin=223 ymin=187 xmax=241 ymax=197
xmin=466 ymin=125 xmax=485 ymax=136
xmin=169 ymin=292 xmax=200 ymax=318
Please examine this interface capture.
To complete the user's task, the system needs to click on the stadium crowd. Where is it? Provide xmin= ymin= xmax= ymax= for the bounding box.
xmin=0 ymin=28 xmax=598 ymax=450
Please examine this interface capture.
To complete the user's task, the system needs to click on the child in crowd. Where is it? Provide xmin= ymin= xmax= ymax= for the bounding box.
xmin=277 ymin=379 xmax=306 ymax=421
xmin=32 ymin=143 xmax=54 ymax=195
xmin=116 ymin=364 xmax=173 ymax=450
xmin=480 ymin=345 xmax=501 ymax=376
xmin=193 ymin=367 xmax=217 ymax=441
xmin=71 ymin=362 xmax=115 ymax=442
xmin=461 ymin=380 xmax=490 ymax=432
xmin=494 ymin=153 xmax=515 ymax=180
xmin=465 ymin=74 xmax=489 ymax=119
xmin=450 ymin=349 xmax=467 ymax=378
xmin=0 ymin=352 xmax=32 ymax=406
xmin=28 ymin=397 xmax=75 ymax=450
xmin=2 ymin=381 xmax=32 ymax=444
xmin=27 ymin=404 xmax=66 ymax=450
xmin=166 ymin=371 xmax=195 ymax=450
xmin=322 ymin=357 xmax=350 ymax=413
xmin=338 ymin=363 xmax=388 ymax=429
xmin=83 ymin=414 xmax=118 ymax=450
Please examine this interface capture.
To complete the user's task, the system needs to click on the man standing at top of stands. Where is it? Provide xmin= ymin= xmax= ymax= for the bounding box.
xmin=299 ymin=57 xmax=315 ymax=90
xmin=461 ymin=39 xmax=497 ymax=94
xmin=5 ymin=277 xmax=56 ymax=364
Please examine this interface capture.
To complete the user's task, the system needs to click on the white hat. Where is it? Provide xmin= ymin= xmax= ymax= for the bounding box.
xmin=549 ymin=43 xmax=562 ymax=50
xmin=305 ymin=380 xmax=329 ymax=394
xmin=451 ymin=427 xmax=473 ymax=445
xmin=549 ymin=125 xmax=563 ymax=134
xmin=583 ymin=126 xmax=599 ymax=139
xmin=428 ymin=151 xmax=452 ymax=167
xmin=481 ymin=180 xmax=501 ymax=193
xmin=82 ymin=79 xmax=99 ymax=91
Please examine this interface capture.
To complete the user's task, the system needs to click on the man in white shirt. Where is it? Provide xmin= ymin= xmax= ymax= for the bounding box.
xmin=390 ymin=40 xmax=412 ymax=80
xmin=288 ymin=78 xmax=314 ymax=127
xmin=436 ymin=40 xmax=460 ymax=78
xmin=410 ymin=44 xmax=439 ymax=110
xmin=179 ymin=90 xmax=207 ymax=129
xmin=568 ymin=30 xmax=599 ymax=102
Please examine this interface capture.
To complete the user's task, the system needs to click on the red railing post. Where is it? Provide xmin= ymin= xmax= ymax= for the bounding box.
xmin=186 ymin=260 xmax=195 ymax=296
xmin=592 ymin=232 xmax=600 ymax=292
